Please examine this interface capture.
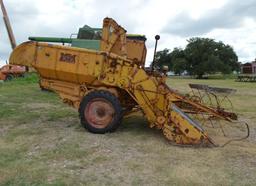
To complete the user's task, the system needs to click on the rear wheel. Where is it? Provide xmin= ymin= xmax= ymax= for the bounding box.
xmin=79 ymin=90 xmax=123 ymax=134
xmin=4 ymin=74 xmax=13 ymax=81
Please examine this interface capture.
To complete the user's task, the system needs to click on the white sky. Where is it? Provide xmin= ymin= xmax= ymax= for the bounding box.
xmin=1 ymin=0 xmax=256 ymax=67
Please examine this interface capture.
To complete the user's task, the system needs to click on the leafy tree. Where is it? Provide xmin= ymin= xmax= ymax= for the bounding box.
xmin=184 ymin=38 xmax=239 ymax=78
xmin=155 ymin=49 xmax=171 ymax=69
xmin=172 ymin=58 xmax=187 ymax=75
xmin=154 ymin=37 xmax=240 ymax=78
xmin=170 ymin=48 xmax=187 ymax=75
xmin=154 ymin=48 xmax=186 ymax=73
xmin=154 ymin=49 xmax=172 ymax=70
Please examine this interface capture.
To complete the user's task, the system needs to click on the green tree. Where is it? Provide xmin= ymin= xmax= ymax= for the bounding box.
xmin=154 ymin=37 xmax=239 ymax=78
xmin=184 ymin=38 xmax=239 ymax=78
xmin=170 ymin=48 xmax=187 ymax=75
xmin=172 ymin=58 xmax=187 ymax=75
xmin=154 ymin=49 xmax=172 ymax=70
xmin=154 ymin=48 xmax=186 ymax=73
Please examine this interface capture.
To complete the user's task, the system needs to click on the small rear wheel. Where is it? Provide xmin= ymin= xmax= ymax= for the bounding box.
xmin=4 ymin=74 xmax=13 ymax=81
xmin=79 ymin=90 xmax=123 ymax=134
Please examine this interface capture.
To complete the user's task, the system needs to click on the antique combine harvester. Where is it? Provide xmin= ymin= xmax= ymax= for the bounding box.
xmin=9 ymin=18 xmax=249 ymax=146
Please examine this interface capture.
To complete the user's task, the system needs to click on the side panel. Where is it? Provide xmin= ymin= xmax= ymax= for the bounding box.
xmin=9 ymin=41 xmax=37 ymax=67
xmin=35 ymin=45 xmax=57 ymax=79
xmin=10 ymin=41 xmax=105 ymax=85
xmin=38 ymin=46 xmax=104 ymax=84
xmin=126 ymin=39 xmax=147 ymax=66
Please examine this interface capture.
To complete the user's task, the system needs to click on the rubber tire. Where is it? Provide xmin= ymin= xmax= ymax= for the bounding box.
xmin=79 ymin=90 xmax=123 ymax=134
xmin=4 ymin=74 xmax=13 ymax=81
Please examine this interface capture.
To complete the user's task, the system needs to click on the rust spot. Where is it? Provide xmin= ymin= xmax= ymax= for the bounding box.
xmin=185 ymin=128 xmax=189 ymax=134
xmin=84 ymin=98 xmax=115 ymax=129
xmin=110 ymin=59 xmax=117 ymax=68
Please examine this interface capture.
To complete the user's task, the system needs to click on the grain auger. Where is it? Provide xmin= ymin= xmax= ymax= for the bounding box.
xmin=9 ymin=17 xmax=249 ymax=147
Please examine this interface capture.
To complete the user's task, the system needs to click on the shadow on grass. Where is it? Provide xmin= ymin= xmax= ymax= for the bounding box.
xmin=117 ymin=115 xmax=165 ymax=143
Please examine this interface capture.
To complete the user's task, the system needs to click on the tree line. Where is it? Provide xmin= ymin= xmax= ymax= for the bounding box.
xmin=154 ymin=37 xmax=240 ymax=78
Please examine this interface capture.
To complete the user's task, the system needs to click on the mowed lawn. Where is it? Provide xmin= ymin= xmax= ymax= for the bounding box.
xmin=0 ymin=74 xmax=256 ymax=186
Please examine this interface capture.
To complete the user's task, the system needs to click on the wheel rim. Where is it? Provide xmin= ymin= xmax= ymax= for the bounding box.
xmin=6 ymin=75 xmax=12 ymax=81
xmin=84 ymin=98 xmax=115 ymax=129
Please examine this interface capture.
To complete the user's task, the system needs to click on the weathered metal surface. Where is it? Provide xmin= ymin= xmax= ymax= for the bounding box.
xmin=9 ymin=17 xmax=249 ymax=146
xmin=84 ymin=98 xmax=115 ymax=129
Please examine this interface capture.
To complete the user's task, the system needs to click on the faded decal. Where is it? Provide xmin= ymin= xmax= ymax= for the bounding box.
xmin=59 ymin=53 xmax=76 ymax=63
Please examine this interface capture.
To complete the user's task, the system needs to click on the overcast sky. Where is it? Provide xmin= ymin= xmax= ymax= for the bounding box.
xmin=1 ymin=0 xmax=256 ymax=67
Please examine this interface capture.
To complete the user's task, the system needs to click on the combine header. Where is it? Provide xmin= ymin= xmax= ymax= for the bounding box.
xmin=9 ymin=18 xmax=249 ymax=146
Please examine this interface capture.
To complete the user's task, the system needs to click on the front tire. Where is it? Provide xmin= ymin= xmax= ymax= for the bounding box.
xmin=79 ymin=90 xmax=123 ymax=134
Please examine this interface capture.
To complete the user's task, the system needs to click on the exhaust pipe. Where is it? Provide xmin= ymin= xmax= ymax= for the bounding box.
xmin=151 ymin=35 xmax=160 ymax=73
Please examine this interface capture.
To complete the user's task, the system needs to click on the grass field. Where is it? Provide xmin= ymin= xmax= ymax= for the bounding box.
xmin=0 ymin=74 xmax=256 ymax=186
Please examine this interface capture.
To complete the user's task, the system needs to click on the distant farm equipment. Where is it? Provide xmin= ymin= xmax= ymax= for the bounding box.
xmin=237 ymin=60 xmax=256 ymax=82
xmin=0 ymin=64 xmax=26 ymax=81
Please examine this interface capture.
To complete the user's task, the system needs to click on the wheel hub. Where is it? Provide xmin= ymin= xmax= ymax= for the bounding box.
xmin=84 ymin=98 xmax=115 ymax=129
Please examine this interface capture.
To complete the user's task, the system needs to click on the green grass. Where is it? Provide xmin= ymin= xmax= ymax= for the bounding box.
xmin=0 ymin=74 xmax=256 ymax=185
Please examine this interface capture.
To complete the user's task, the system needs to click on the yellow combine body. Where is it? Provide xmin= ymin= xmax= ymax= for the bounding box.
xmin=9 ymin=18 xmax=247 ymax=146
